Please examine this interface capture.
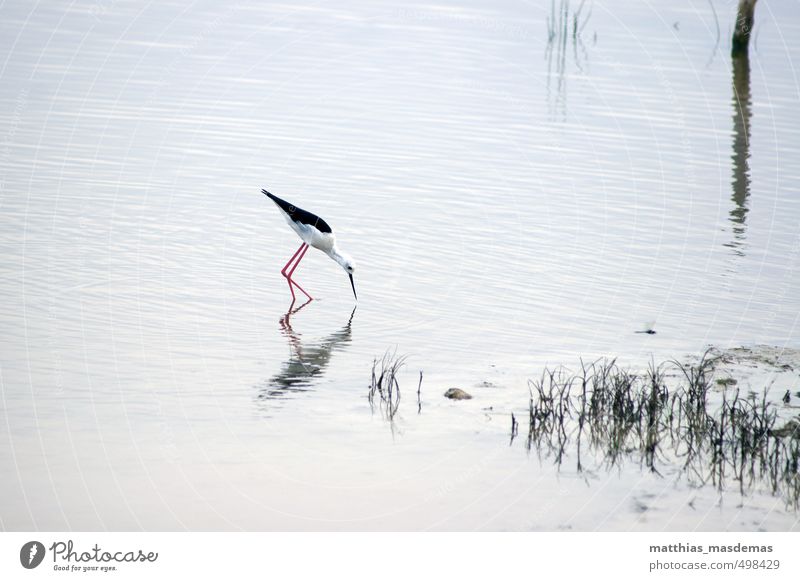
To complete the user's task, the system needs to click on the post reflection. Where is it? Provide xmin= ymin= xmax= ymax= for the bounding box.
xmin=727 ymin=51 xmax=752 ymax=255
xmin=257 ymin=302 xmax=356 ymax=402
xmin=544 ymin=1 xmax=592 ymax=122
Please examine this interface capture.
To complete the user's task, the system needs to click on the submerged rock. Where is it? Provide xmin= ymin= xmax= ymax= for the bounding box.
xmin=444 ymin=388 xmax=472 ymax=400
xmin=715 ymin=377 xmax=738 ymax=387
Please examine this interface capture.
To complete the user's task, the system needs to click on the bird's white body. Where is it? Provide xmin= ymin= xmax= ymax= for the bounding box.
xmin=276 ymin=207 xmax=352 ymax=271
xmin=280 ymin=209 xmax=334 ymax=251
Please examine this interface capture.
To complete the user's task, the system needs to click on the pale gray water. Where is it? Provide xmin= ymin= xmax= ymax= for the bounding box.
xmin=1 ymin=0 xmax=799 ymax=530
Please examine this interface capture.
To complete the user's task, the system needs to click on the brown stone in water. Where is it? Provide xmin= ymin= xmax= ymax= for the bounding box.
xmin=444 ymin=388 xmax=472 ymax=400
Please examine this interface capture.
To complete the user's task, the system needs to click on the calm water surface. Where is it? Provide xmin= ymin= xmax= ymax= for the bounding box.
xmin=1 ymin=0 xmax=799 ymax=530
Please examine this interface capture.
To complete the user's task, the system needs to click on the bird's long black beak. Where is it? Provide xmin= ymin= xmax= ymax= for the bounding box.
xmin=349 ymin=273 xmax=357 ymax=301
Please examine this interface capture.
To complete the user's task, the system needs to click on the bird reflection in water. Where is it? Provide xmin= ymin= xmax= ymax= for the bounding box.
xmin=257 ymin=300 xmax=356 ymax=402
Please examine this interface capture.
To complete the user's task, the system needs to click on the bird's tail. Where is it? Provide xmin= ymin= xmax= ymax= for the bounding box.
xmin=262 ymin=189 xmax=296 ymax=215
xmin=263 ymin=189 xmax=293 ymax=210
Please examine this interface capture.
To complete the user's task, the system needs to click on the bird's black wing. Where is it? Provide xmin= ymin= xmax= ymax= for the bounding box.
xmin=262 ymin=189 xmax=332 ymax=234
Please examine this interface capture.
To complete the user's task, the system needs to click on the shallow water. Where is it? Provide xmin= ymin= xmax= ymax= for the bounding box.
xmin=1 ymin=0 xmax=799 ymax=530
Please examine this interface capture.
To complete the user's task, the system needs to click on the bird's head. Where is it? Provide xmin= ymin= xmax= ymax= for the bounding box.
xmin=334 ymin=253 xmax=357 ymax=301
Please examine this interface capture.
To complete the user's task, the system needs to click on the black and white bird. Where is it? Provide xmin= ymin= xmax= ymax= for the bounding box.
xmin=262 ymin=189 xmax=357 ymax=303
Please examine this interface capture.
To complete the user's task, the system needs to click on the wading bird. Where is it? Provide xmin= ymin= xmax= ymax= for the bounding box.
xmin=262 ymin=189 xmax=357 ymax=303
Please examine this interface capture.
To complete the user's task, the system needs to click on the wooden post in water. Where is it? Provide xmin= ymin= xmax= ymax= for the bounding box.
xmin=731 ymin=0 xmax=757 ymax=57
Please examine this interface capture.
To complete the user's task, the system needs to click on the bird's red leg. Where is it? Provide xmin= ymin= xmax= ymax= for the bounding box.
xmin=286 ymin=244 xmax=313 ymax=300
xmin=281 ymin=243 xmax=307 ymax=277
xmin=281 ymin=243 xmax=307 ymax=303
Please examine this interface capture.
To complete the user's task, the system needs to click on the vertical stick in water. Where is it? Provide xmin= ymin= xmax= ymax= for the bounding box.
xmin=731 ymin=0 xmax=757 ymax=57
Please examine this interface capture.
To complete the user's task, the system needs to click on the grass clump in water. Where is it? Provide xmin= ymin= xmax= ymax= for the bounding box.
xmin=368 ymin=351 xmax=406 ymax=422
xmin=525 ymin=350 xmax=800 ymax=509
